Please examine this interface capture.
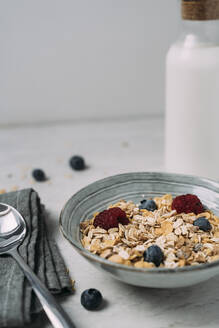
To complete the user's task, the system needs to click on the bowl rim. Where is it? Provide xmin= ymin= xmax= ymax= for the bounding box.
xmin=60 ymin=171 xmax=219 ymax=274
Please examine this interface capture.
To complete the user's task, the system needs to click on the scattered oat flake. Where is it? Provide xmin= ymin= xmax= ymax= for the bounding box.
xmin=71 ymin=279 xmax=76 ymax=291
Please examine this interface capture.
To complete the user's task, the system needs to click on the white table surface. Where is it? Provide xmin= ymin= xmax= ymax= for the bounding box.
xmin=1 ymin=116 xmax=219 ymax=328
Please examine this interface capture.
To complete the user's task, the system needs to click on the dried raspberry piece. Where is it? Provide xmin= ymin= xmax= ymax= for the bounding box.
xmin=108 ymin=207 xmax=126 ymax=218
xmin=172 ymin=194 xmax=204 ymax=215
xmin=93 ymin=210 xmax=117 ymax=230
xmin=108 ymin=207 xmax=129 ymax=225
xmin=93 ymin=207 xmax=129 ymax=230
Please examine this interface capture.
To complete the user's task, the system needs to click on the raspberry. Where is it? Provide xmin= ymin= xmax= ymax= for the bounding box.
xmin=93 ymin=207 xmax=129 ymax=230
xmin=107 ymin=207 xmax=128 ymax=224
xmin=172 ymin=194 xmax=204 ymax=215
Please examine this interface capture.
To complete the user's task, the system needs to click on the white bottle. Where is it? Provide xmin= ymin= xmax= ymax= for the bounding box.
xmin=165 ymin=0 xmax=219 ymax=180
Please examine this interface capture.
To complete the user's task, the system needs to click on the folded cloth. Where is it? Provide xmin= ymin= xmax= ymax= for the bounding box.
xmin=0 ymin=189 xmax=72 ymax=327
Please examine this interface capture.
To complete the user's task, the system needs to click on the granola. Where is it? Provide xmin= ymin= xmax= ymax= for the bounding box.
xmin=80 ymin=194 xmax=219 ymax=268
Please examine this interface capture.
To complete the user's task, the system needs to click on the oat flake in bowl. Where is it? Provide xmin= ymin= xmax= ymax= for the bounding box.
xmin=80 ymin=194 xmax=219 ymax=269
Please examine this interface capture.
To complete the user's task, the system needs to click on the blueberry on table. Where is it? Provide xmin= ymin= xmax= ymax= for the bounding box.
xmin=81 ymin=288 xmax=103 ymax=310
xmin=143 ymin=245 xmax=164 ymax=267
xmin=32 ymin=169 xmax=47 ymax=182
xmin=69 ymin=156 xmax=85 ymax=171
xmin=193 ymin=217 xmax=212 ymax=232
xmin=139 ymin=199 xmax=157 ymax=212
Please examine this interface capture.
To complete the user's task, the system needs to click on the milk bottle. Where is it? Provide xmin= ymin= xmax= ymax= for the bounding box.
xmin=165 ymin=0 xmax=219 ymax=180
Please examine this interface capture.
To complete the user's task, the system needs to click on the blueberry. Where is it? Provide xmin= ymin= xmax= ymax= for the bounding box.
xmin=139 ymin=199 xmax=147 ymax=209
xmin=69 ymin=156 xmax=85 ymax=171
xmin=32 ymin=169 xmax=47 ymax=182
xmin=81 ymin=288 xmax=103 ymax=310
xmin=193 ymin=217 xmax=212 ymax=232
xmin=143 ymin=245 xmax=164 ymax=267
xmin=139 ymin=199 xmax=157 ymax=211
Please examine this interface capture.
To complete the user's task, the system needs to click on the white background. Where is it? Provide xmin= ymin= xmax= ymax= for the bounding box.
xmin=0 ymin=0 xmax=178 ymax=125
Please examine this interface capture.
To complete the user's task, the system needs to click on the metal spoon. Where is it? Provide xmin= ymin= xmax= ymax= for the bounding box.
xmin=0 ymin=203 xmax=75 ymax=328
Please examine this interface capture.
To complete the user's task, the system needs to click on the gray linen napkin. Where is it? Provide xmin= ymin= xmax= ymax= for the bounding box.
xmin=0 ymin=189 xmax=72 ymax=327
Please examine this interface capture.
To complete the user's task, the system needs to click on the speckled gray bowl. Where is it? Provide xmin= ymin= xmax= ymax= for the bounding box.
xmin=60 ymin=172 xmax=219 ymax=288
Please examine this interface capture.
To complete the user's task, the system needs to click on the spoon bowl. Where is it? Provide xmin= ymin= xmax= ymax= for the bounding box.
xmin=0 ymin=203 xmax=26 ymax=253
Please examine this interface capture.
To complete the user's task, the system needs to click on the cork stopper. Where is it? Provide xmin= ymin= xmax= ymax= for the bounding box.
xmin=182 ymin=0 xmax=219 ymax=20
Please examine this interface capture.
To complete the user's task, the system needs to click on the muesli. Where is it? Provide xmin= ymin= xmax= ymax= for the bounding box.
xmin=80 ymin=194 xmax=219 ymax=268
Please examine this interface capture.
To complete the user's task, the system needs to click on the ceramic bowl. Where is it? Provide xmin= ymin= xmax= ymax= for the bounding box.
xmin=60 ymin=172 xmax=219 ymax=288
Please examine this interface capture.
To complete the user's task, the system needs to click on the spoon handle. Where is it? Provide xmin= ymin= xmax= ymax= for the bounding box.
xmin=9 ymin=248 xmax=75 ymax=328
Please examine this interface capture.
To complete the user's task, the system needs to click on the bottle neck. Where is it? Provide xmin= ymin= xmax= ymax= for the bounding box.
xmin=179 ymin=20 xmax=219 ymax=47
xmin=178 ymin=0 xmax=219 ymax=47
